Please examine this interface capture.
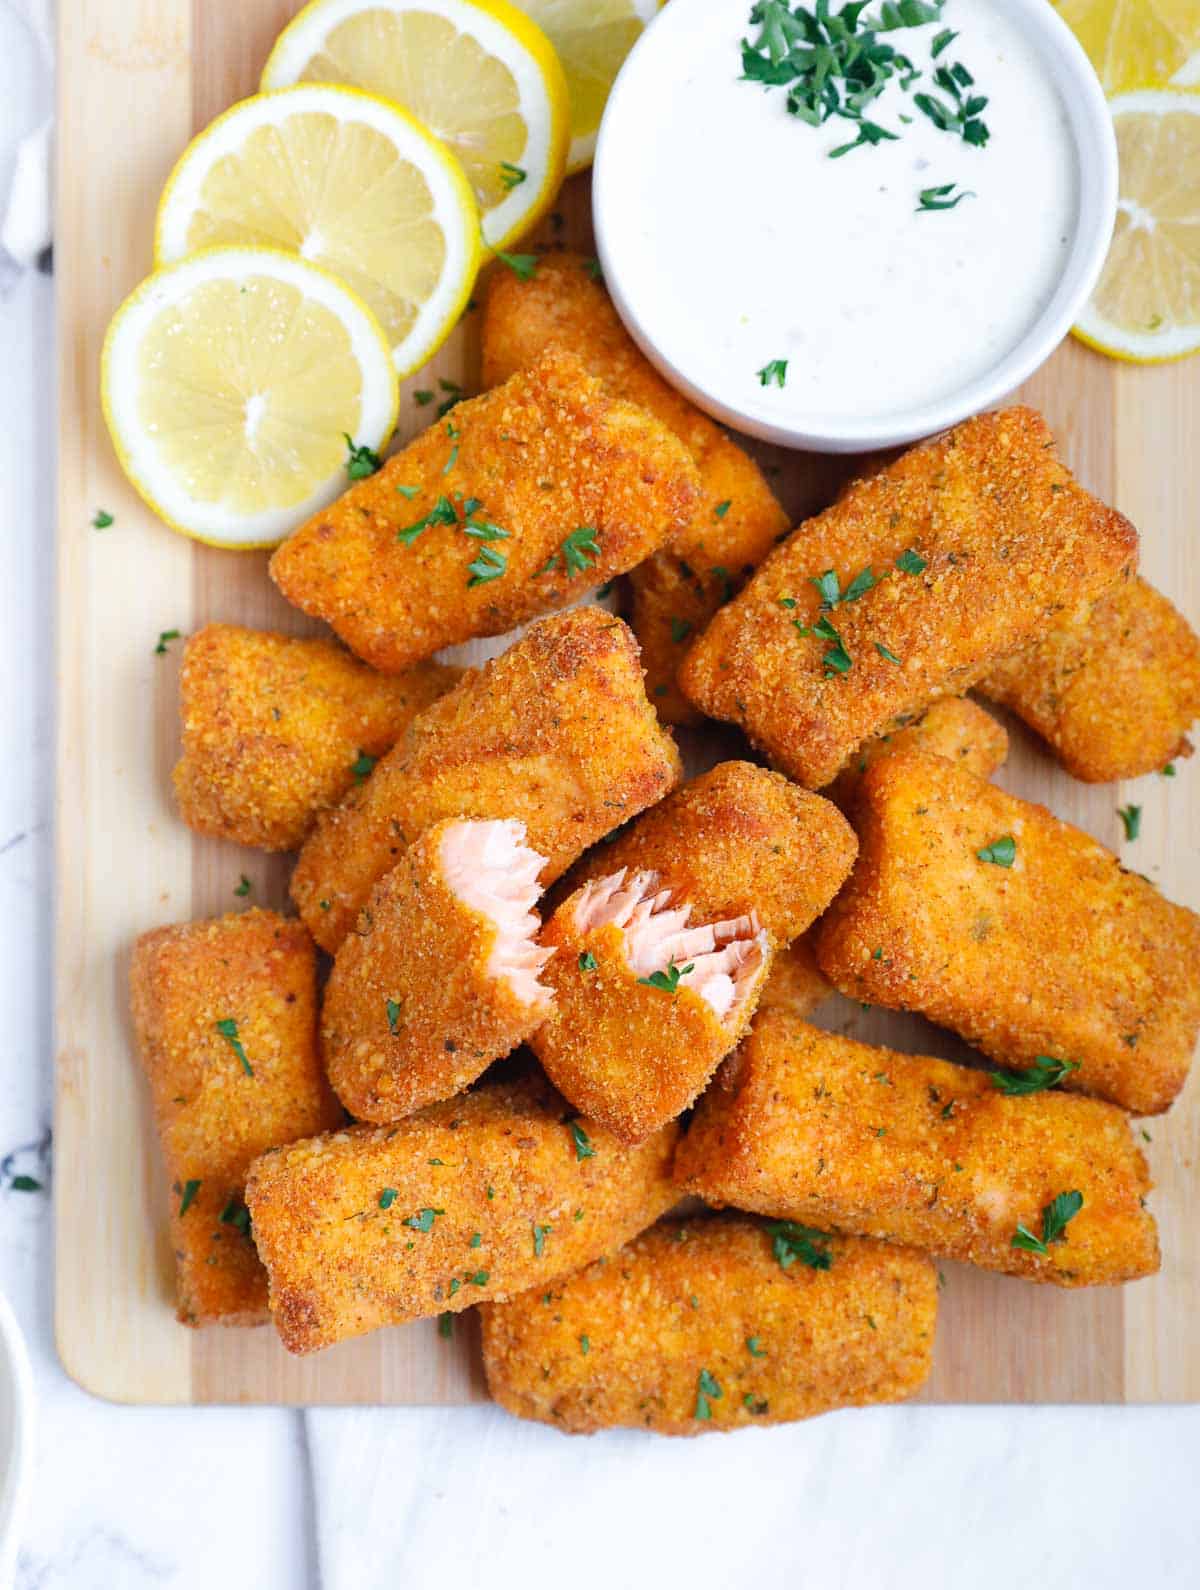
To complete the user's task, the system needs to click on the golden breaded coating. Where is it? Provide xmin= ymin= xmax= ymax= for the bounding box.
xmin=291 ymin=608 xmax=682 ymax=953
xmin=556 ymin=761 xmax=857 ymax=945
xmin=128 ymin=910 xmax=342 ymax=1327
xmin=678 ymin=1015 xmax=1159 ymax=1287
xmin=244 ymin=1071 xmax=680 ymax=1354
xmin=269 ymin=345 xmax=701 ymax=672
xmin=481 ymin=252 xmax=788 ymax=720
xmin=824 ymin=696 xmax=1008 ymax=812
xmin=479 ymin=1214 xmax=936 ymax=1434
xmin=172 ymin=624 xmax=459 ymax=852
xmin=757 ymin=934 xmax=831 ymax=1018
xmin=679 ymin=408 xmax=1139 ymax=787
xmin=978 ymin=573 xmax=1200 ymax=782
xmin=531 ymin=870 xmax=771 ymax=1142
xmin=321 ymin=820 xmax=553 ymax=1122
xmin=814 ymin=751 xmax=1200 ymax=1115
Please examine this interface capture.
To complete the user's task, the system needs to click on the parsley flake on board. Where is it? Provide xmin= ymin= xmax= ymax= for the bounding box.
xmin=1118 ymin=804 xmax=1142 ymax=841
xmin=92 ymin=509 xmax=114 ymax=529
xmin=438 ymin=1312 xmax=454 ymax=1339
xmin=154 ymin=629 xmax=180 ymax=655
xmin=496 ymin=250 xmax=539 ymax=281
xmin=766 ymin=1220 xmax=833 ymax=1271
xmin=10 ymin=1176 xmax=41 ymax=1193
xmin=214 ymin=1019 xmax=253 ymax=1075
xmin=990 ymin=1057 xmax=1079 ymax=1095
xmin=637 ymin=957 xmax=694 ymax=994
xmin=234 ymin=875 xmax=252 ymax=897
xmin=1012 ymin=1190 xmax=1083 ymax=1255
xmin=976 ymin=835 xmax=1016 ymax=867
xmin=344 ymin=434 xmax=383 ymax=480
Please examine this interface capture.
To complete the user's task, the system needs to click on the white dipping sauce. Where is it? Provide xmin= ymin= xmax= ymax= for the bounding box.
xmin=597 ymin=0 xmax=1079 ymax=429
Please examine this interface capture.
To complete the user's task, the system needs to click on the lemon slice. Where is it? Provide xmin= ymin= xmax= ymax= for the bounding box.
xmin=261 ymin=0 xmax=569 ymax=250
xmin=155 ymin=86 xmax=480 ymax=378
xmin=1055 ymin=1 xmax=1200 ymax=95
xmin=102 ymin=247 xmax=399 ymax=548
xmin=513 ymin=0 xmax=659 ymax=173
xmin=1073 ymin=92 xmax=1200 ymax=364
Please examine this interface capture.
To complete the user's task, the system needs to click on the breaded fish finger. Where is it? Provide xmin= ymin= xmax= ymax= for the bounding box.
xmin=679 ymin=408 xmax=1138 ymax=787
xmin=814 ymin=751 xmax=1200 ymax=1115
xmin=824 ymin=696 xmax=1008 ymax=812
xmin=677 ymin=1015 xmax=1159 ymax=1288
xmin=129 ymin=910 xmax=342 ymax=1327
xmin=557 ymin=760 xmax=857 ymax=945
xmin=172 ymin=624 xmax=459 ymax=852
xmin=291 ymin=608 xmax=682 ymax=953
xmin=481 ymin=252 xmax=788 ymax=720
xmin=978 ymin=573 xmax=1200 ymax=782
xmin=244 ymin=1072 xmax=680 ymax=1354
xmin=531 ymin=869 xmax=771 ymax=1142
xmin=757 ymin=934 xmax=832 ymax=1019
xmin=479 ymin=1214 xmax=937 ymax=1434
xmin=269 ymin=346 xmax=701 ymax=672
xmin=322 ymin=820 xmax=553 ymax=1122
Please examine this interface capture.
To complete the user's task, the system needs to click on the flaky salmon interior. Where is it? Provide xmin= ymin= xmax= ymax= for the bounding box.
xmin=574 ymin=869 xmax=768 ymax=1022
xmin=440 ymin=820 xmax=554 ymax=1006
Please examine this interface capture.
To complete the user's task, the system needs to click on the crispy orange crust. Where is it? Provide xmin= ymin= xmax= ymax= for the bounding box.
xmin=554 ymin=761 xmax=857 ymax=944
xmin=479 ymin=1214 xmax=937 ymax=1434
xmin=978 ymin=573 xmax=1200 ymax=782
xmin=530 ymin=897 xmax=771 ymax=1144
xmin=677 ymin=1015 xmax=1159 ymax=1288
xmin=243 ymin=1072 xmax=680 ymax=1354
xmin=269 ymin=345 xmax=700 ymax=672
xmin=824 ymin=696 xmax=1008 ymax=812
xmin=321 ymin=822 xmax=549 ymax=1122
xmin=814 ymin=751 xmax=1200 ymax=1115
xmin=481 ymin=253 xmax=788 ymax=720
xmin=757 ymin=934 xmax=832 ymax=1019
xmin=291 ymin=609 xmax=682 ymax=953
xmin=128 ymin=910 xmax=342 ymax=1327
xmin=679 ymin=408 xmax=1139 ymax=787
xmin=172 ymin=624 xmax=459 ymax=852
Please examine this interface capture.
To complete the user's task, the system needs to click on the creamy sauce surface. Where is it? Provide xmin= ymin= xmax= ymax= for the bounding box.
xmin=598 ymin=0 xmax=1080 ymax=427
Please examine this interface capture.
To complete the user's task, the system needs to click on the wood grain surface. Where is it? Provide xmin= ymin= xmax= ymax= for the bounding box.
xmin=55 ymin=0 xmax=1199 ymax=1405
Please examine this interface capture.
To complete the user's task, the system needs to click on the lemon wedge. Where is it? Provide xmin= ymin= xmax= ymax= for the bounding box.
xmin=261 ymin=0 xmax=569 ymax=250
xmin=1073 ymin=91 xmax=1200 ymax=363
xmin=513 ymin=0 xmax=659 ymax=173
xmin=101 ymin=247 xmax=399 ymax=548
xmin=155 ymin=85 xmax=480 ymax=378
xmin=1055 ymin=0 xmax=1200 ymax=95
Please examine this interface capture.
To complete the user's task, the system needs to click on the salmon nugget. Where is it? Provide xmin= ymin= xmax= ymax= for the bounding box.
xmin=172 ymin=624 xmax=459 ymax=852
xmin=757 ymin=934 xmax=832 ymax=1019
xmin=531 ymin=870 xmax=771 ymax=1142
xmin=481 ymin=252 xmax=788 ymax=720
xmin=244 ymin=1072 xmax=680 ymax=1354
xmin=677 ymin=1015 xmax=1159 ymax=1288
xmin=824 ymin=696 xmax=1008 ymax=812
xmin=814 ymin=751 xmax=1200 ymax=1115
xmin=979 ymin=573 xmax=1200 ymax=782
xmin=269 ymin=345 xmax=701 ymax=672
xmin=129 ymin=910 xmax=342 ymax=1327
xmin=322 ymin=820 xmax=554 ymax=1122
xmin=479 ymin=1215 xmax=936 ymax=1435
xmin=679 ymin=407 xmax=1138 ymax=787
xmin=291 ymin=608 xmax=682 ymax=953
xmin=556 ymin=760 xmax=857 ymax=945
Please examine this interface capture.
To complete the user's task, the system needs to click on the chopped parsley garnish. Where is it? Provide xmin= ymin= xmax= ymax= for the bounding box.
xmin=468 ymin=1270 xmax=489 ymax=1286
xmin=746 ymin=1336 xmax=766 ymax=1357
xmin=766 ymin=1219 xmax=833 ymax=1271
xmin=917 ymin=180 xmax=974 ymax=212
xmin=397 ymin=493 xmax=457 ymax=545
xmin=1012 ymin=1190 xmax=1083 ymax=1255
xmin=403 ymin=1207 xmax=445 ymax=1233
xmin=499 ymin=161 xmax=527 ymax=190
xmin=580 ymin=1333 xmax=590 ymax=1354
xmin=914 ymin=59 xmax=990 ymax=147
xmin=930 ymin=26 xmax=957 ymax=56
xmin=757 ymin=358 xmax=788 ymax=388
xmin=154 ymin=629 xmax=180 ymax=655
xmin=541 ymin=526 xmax=601 ymax=578
xmin=830 ymin=118 xmax=898 ymax=158
xmin=671 ymin=618 xmax=693 ymax=644
xmin=214 ymin=1018 xmax=253 ymax=1075
xmin=578 ymin=950 xmax=598 ymax=972
xmin=219 ymin=1196 xmax=251 ymax=1235
xmin=583 ymin=257 xmax=603 ymax=281
xmin=976 ymin=835 xmax=1016 ymax=867
xmin=443 ymin=444 xmax=459 ymax=475
xmin=344 ymin=434 xmax=383 ymax=480
xmin=637 ymin=957 xmax=693 ymax=994
xmin=10 ymin=1176 xmax=41 ymax=1193
xmin=1118 ymin=804 xmax=1141 ymax=841
xmin=714 ymin=499 xmax=732 ymax=518
xmin=92 ymin=509 xmax=114 ymax=529
xmin=810 ymin=566 xmax=876 ymax=609
xmin=991 ymin=1057 xmax=1079 ymax=1095
xmin=385 ymin=999 xmax=402 ymax=1035
xmin=436 ymin=379 xmax=465 ymax=419
xmin=414 ymin=389 xmax=434 ymax=406
xmin=796 ymin=613 xmax=853 ymax=675
xmin=567 ymin=1120 xmax=595 ymax=1161
xmin=234 ymin=874 xmax=252 ymax=897
xmin=178 ymin=1178 xmax=201 ymax=1216
xmin=496 ymin=250 xmax=539 ymax=281
xmin=875 ymin=641 xmax=902 ymax=664
xmin=395 ymin=483 xmax=420 ymax=499
xmin=467 ymin=545 xmax=508 ymax=586
xmin=1162 ymin=762 xmax=1176 ymax=777
xmin=532 ymin=1223 xmax=552 ymax=1258
xmin=895 ymin=547 xmax=927 ymax=574
xmin=351 ymin=751 xmax=377 ymax=782
xmin=695 ymin=1367 xmax=722 ymax=1420
xmin=378 ymin=1188 xmax=398 ymax=1210
xmin=438 ymin=1312 xmax=454 ymax=1339
xmin=470 ymin=1232 xmax=482 ymax=1248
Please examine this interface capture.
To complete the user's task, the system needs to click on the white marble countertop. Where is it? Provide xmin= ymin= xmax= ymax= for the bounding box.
xmin=0 ymin=103 xmax=1197 ymax=1590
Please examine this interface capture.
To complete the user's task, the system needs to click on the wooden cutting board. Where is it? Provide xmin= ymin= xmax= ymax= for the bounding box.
xmin=55 ymin=0 xmax=1200 ymax=1406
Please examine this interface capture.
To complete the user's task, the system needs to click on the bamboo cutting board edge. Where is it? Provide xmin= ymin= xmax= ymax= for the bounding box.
xmin=54 ymin=0 xmax=1200 ymax=1407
